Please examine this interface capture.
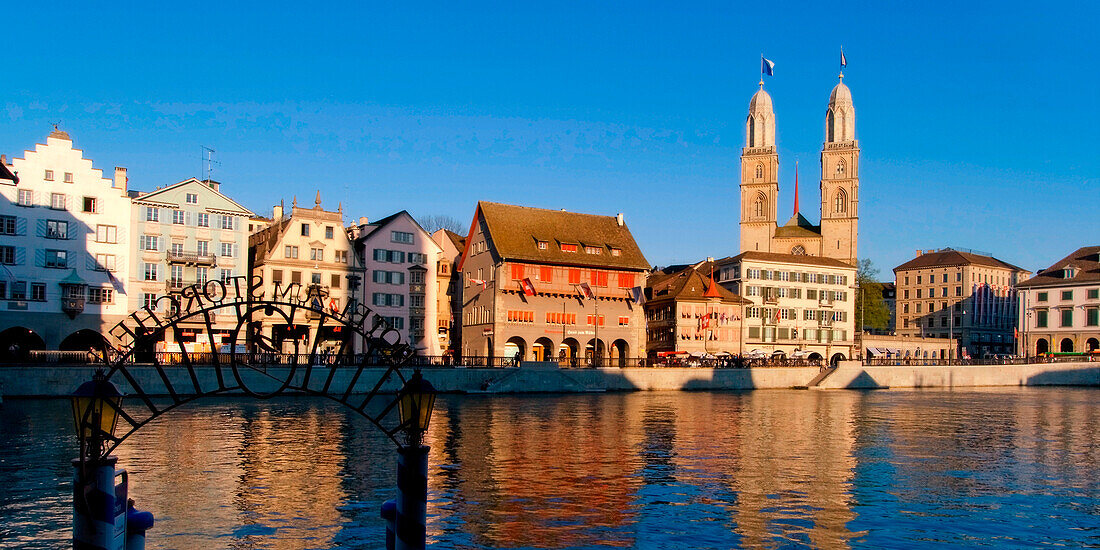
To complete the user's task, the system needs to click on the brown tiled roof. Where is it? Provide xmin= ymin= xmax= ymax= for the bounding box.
xmin=1016 ymin=246 xmax=1100 ymax=288
xmin=893 ymin=249 xmax=1027 ymax=272
xmin=718 ymin=251 xmax=856 ymax=269
xmin=443 ymin=229 xmax=466 ymax=251
xmin=249 ymin=217 xmax=292 ymax=263
xmin=648 ymin=260 xmax=749 ymax=304
xmin=774 ymin=212 xmax=821 ymax=239
xmin=476 ymin=201 xmax=649 ymax=270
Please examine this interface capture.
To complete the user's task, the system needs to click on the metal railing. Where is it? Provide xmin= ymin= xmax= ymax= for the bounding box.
xmin=864 ymin=354 xmax=1098 ymax=366
xmin=166 ymin=251 xmax=217 ymax=265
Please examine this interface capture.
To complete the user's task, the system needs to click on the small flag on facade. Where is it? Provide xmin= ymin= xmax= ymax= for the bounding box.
xmin=631 ymin=286 xmax=645 ymax=305
xmin=578 ymin=282 xmax=595 ymax=300
xmin=761 ymin=56 xmax=775 ymax=76
xmin=107 ymin=270 xmax=126 ymax=294
xmin=521 ymin=278 xmax=536 ymax=297
xmin=470 ymin=277 xmax=487 ymax=289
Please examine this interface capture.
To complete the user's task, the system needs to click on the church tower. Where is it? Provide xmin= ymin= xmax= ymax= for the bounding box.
xmin=819 ymin=74 xmax=859 ymax=265
xmin=740 ymin=84 xmax=779 ymax=253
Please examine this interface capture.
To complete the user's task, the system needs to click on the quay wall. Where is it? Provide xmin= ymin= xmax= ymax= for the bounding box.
xmin=0 ymin=361 xmax=1096 ymax=398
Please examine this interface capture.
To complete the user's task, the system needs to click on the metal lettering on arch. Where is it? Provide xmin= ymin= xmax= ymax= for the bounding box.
xmin=96 ymin=274 xmax=418 ymax=454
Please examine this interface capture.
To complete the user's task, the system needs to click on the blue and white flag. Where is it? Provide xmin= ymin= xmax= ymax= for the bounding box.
xmin=761 ymin=57 xmax=775 ymax=76
xmin=841 ymin=48 xmax=847 ymax=68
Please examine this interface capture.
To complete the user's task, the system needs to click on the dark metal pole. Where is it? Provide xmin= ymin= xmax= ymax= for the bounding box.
xmin=395 ymin=445 xmax=429 ymax=550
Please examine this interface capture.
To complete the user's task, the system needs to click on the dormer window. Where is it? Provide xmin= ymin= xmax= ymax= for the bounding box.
xmin=561 ymin=243 xmax=578 ymax=253
xmin=536 ymin=240 xmax=548 ymax=250
xmin=610 ymin=248 xmax=621 ymax=257
xmin=1064 ymin=267 xmax=1078 ymax=278
xmin=584 ymin=246 xmax=602 ymax=255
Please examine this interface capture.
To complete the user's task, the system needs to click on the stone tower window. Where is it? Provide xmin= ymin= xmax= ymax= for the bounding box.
xmin=753 ymin=193 xmax=767 ymax=219
xmin=755 ymin=163 xmax=764 ymax=179
xmin=834 ymin=189 xmax=847 ymax=214
xmin=836 ymin=159 xmax=845 ymax=175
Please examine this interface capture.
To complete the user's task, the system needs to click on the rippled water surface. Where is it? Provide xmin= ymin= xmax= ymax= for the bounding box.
xmin=2 ymin=388 xmax=1098 ymax=548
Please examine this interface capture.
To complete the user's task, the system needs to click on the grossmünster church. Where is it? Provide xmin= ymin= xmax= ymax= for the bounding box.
xmin=739 ymin=73 xmax=860 ymax=267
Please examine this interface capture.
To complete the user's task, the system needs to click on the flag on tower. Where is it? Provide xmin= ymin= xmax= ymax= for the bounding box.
xmin=761 ymin=56 xmax=775 ymax=76
xmin=841 ymin=47 xmax=847 ymax=68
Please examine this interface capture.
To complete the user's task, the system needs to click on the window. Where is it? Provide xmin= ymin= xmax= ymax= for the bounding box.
xmin=1089 ymin=289 xmax=1099 ymax=300
xmin=310 ymin=247 xmax=323 ymax=261
xmin=219 ymin=269 xmax=233 ymax=282
xmin=917 ymin=275 xmax=922 ymax=284
xmin=373 ymin=249 xmax=406 ymax=263
xmin=186 ymin=193 xmax=198 ymax=204
xmin=391 ymin=231 xmax=414 ymax=244
xmin=1037 ymin=292 xmax=1048 ymax=302
xmin=31 ymin=283 xmax=46 ymax=301
xmin=331 ymin=274 xmax=341 ymax=288
xmin=221 ymin=243 xmax=236 ymax=257
xmin=44 ymin=170 xmax=54 ymax=181
xmin=311 ymin=272 xmax=321 ymax=284
xmin=143 ymin=293 xmax=158 ymax=310
xmin=285 ymin=246 xmax=299 ymax=259
xmin=46 ymin=220 xmax=68 ymax=239
xmin=1061 ymin=290 xmax=1073 ymax=301
xmin=196 ymin=240 xmax=209 ymax=256
xmin=196 ymin=267 xmax=208 ymax=284
xmin=169 ymin=265 xmax=183 ymax=286
xmin=619 ymin=273 xmax=635 ymax=288
xmin=10 ymin=281 xmax=26 ymax=300
xmin=610 ymin=248 xmax=621 ymax=257
xmin=82 ymin=197 xmax=97 ymax=213
xmin=169 ymin=210 xmax=184 ymax=225
xmin=834 ymin=189 xmax=847 ymax=214
xmin=560 ymin=243 xmax=578 ymax=253
xmin=271 ymin=270 xmax=283 ymax=285
xmin=140 ymin=235 xmax=159 ymax=251
xmin=335 ymin=250 xmax=348 ymax=264
xmin=144 ymin=263 xmax=159 ymax=281
xmin=410 ymin=295 xmax=425 ymax=308
xmin=755 ymin=163 xmax=764 ymax=179
xmin=221 ymin=216 xmax=235 ymax=230
xmin=753 ymin=193 xmax=766 ymax=218
xmin=1036 ymin=310 xmax=1048 ymax=328
xmin=325 ymin=226 xmax=334 ymax=239
xmin=1061 ymin=309 xmax=1073 ymax=327
xmin=301 ymin=223 xmax=310 ymax=236
xmin=537 ymin=240 xmax=548 ymax=250
xmin=408 ymin=252 xmax=428 ymax=264
xmin=145 ymin=207 xmax=159 ymax=222
xmin=539 ymin=266 xmax=553 ymax=282
xmin=372 ymin=293 xmax=405 ymax=307
xmin=1084 ymin=308 xmax=1098 ymax=327
xmin=903 ymin=303 xmax=909 ymax=313
xmin=916 ymin=289 xmax=922 ymax=298
xmin=584 ymin=246 xmax=602 ymax=255
xmin=17 ymin=189 xmax=33 ymax=206
xmin=50 ymin=193 xmax=66 ymax=210
xmin=590 ymin=270 xmax=608 ymax=287
xmin=95 ymin=225 xmax=117 ymax=243
xmin=44 ymin=250 xmax=67 ymax=268
xmin=511 ymin=264 xmax=525 ymax=280
xmin=88 ymin=288 xmax=113 ymax=304
xmin=568 ymin=269 xmax=581 ymax=284
xmin=0 ymin=246 xmax=14 ymax=265
xmin=956 ymin=286 xmax=962 ymax=296
xmin=94 ymin=254 xmax=116 ymax=271
xmin=197 ymin=213 xmax=210 ymax=227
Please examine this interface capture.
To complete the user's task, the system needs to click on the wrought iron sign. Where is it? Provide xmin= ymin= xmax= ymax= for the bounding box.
xmin=94 ymin=275 xmax=418 ymax=453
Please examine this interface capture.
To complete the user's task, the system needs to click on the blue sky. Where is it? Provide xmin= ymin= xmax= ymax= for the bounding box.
xmin=4 ymin=2 xmax=1098 ymax=277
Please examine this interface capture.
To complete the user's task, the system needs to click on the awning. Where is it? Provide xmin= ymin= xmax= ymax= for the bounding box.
xmin=888 ymin=348 xmax=902 ymax=355
xmin=866 ymin=347 xmax=882 ymax=357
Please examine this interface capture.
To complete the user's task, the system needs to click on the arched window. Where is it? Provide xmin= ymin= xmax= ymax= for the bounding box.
xmin=749 ymin=117 xmax=757 ymax=147
xmin=827 ymin=109 xmax=835 ymax=142
xmin=791 ymin=245 xmax=806 ymax=255
xmin=755 ymin=163 xmax=764 ymax=179
xmin=753 ymin=193 xmax=767 ymax=218
xmin=834 ymin=188 xmax=847 ymax=214
xmin=836 ymin=159 xmax=846 ymax=176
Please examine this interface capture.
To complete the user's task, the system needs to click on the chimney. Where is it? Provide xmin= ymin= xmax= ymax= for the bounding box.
xmin=1 ymin=154 xmax=6 ymax=165
xmin=706 ymin=256 xmax=714 ymax=262
xmin=114 ymin=167 xmax=127 ymax=191
xmin=206 ymin=180 xmax=220 ymax=192
xmin=616 ymin=212 xmax=624 ymax=227
xmin=358 ymin=216 xmax=369 ymax=225
xmin=916 ymin=249 xmax=924 ymax=257
xmin=273 ymin=204 xmax=283 ymax=219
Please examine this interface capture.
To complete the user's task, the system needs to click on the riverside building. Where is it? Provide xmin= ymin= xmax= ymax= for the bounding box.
xmin=248 ymin=194 xmax=365 ymax=354
xmin=349 ymin=211 xmax=443 ymax=355
xmin=645 ymin=259 xmax=749 ymax=358
xmin=127 ymin=177 xmax=254 ymax=351
xmin=893 ymin=248 xmax=1030 ymax=358
xmin=0 ymin=129 xmax=133 ymax=355
xmin=716 ymin=252 xmax=857 ymax=364
xmin=458 ymin=202 xmax=649 ymax=365
xmin=431 ymin=229 xmax=466 ymax=357
xmin=1016 ymin=246 xmax=1100 ymax=355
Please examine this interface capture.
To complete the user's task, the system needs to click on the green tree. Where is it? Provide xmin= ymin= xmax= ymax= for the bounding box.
xmin=855 ymin=258 xmax=891 ymax=332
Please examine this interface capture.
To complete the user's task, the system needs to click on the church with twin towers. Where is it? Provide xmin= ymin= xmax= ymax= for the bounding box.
xmin=739 ymin=71 xmax=859 ymax=267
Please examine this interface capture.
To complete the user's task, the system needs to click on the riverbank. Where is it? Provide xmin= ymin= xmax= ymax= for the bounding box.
xmin=0 ymin=360 xmax=1096 ymax=397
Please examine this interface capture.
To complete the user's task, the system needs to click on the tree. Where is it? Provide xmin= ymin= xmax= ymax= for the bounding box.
xmin=855 ymin=258 xmax=891 ymax=332
xmin=418 ymin=214 xmax=465 ymax=235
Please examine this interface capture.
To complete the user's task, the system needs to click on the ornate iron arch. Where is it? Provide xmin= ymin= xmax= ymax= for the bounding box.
xmin=89 ymin=276 xmax=419 ymax=455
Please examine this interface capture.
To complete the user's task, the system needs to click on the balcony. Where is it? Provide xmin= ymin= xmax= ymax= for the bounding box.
xmin=167 ymin=250 xmax=217 ymax=266
xmin=165 ymin=279 xmax=209 ymax=292
xmin=820 ymin=318 xmax=834 ymax=327
xmin=62 ymin=297 xmax=85 ymax=317
xmin=762 ymin=294 xmax=779 ymax=305
xmin=819 ymin=298 xmax=834 ymax=308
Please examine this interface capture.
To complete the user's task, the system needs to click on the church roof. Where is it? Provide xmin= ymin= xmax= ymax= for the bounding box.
xmin=749 ymin=87 xmax=773 ymax=114
xmin=829 ymin=79 xmax=853 ymax=107
xmin=774 ymin=212 xmax=821 ymax=238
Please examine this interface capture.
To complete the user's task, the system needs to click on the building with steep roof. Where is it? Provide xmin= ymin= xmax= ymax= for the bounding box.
xmin=248 ymin=193 xmax=365 ymax=354
xmin=645 ymin=259 xmax=749 ymax=357
xmin=893 ymin=248 xmax=1031 ymax=358
xmin=715 ymin=251 xmax=857 ymax=363
xmin=127 ymin=177 xmax=255 ymax=351
xmin=1015 ymin=246 xmax=1100 ymax=355
xmin=0 ymin=129 xmax=133 ymax=356
xmin=457 ymin=201 xmax=649 ymax=365
xmin=739 ymin=73 xmax=860 ymax=266
xmin=431 ymin=228 xmax=466 ymax=356
xmin=348 ymin=211 xmax=444 ymax=355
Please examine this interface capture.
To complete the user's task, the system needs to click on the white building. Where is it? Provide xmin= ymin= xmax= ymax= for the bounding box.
xmin=127 ymin=177 xmax=254 ymax=351
xmin=350 ymin=211 xmax=443 ymax=355
xmin=716 ymin=251 xmax=857 ymax=364
xmin=1016 ymin=246 xmax=1100 ymax=355
xmin=0 ymin=129 xmax=133 ymax=356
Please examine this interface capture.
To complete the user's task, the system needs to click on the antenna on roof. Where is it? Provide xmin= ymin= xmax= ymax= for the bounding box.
xmin=201 ymin=146 xmax=219 ymax=182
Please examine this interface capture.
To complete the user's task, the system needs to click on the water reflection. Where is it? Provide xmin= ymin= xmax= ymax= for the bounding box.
xmin=0 ymin=388 xmax=1097 ymax=549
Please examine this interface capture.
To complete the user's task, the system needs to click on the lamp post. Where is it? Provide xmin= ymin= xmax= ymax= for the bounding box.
xmin=392 ymin=369 xmax=436 ymax=550
xmin=71 ymin=370 xmax=154 ymax=550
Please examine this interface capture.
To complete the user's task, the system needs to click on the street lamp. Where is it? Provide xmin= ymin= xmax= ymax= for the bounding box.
xmin=71 ymin=369 xmax=122 ymax=460
xmin=392 ymin=369 xmax=436 ymax=550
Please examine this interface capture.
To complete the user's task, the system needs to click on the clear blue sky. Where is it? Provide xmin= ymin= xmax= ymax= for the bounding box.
xmin=4 ymin=2 xmax=1098 ymax=277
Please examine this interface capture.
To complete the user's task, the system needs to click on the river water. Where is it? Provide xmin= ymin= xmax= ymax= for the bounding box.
xmin=1 ymin=388 xmax=1098 ymax=549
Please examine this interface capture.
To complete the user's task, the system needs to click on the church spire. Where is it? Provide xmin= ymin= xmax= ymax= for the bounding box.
xmin=793 ymin=160 xmax=800 ymax=216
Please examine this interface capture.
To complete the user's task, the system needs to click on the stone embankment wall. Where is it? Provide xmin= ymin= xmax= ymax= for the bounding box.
xmin=0 ymin=361 xmax=1096 ymax=397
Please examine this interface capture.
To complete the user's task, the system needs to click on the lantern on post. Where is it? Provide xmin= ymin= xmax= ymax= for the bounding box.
xmin=71 ymin=369 xmax=123 ymax=461
xmin=397 ymin=369 xmax=436 ymax=448
xmin=393 ymin=369 xmax=436 ymax=550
